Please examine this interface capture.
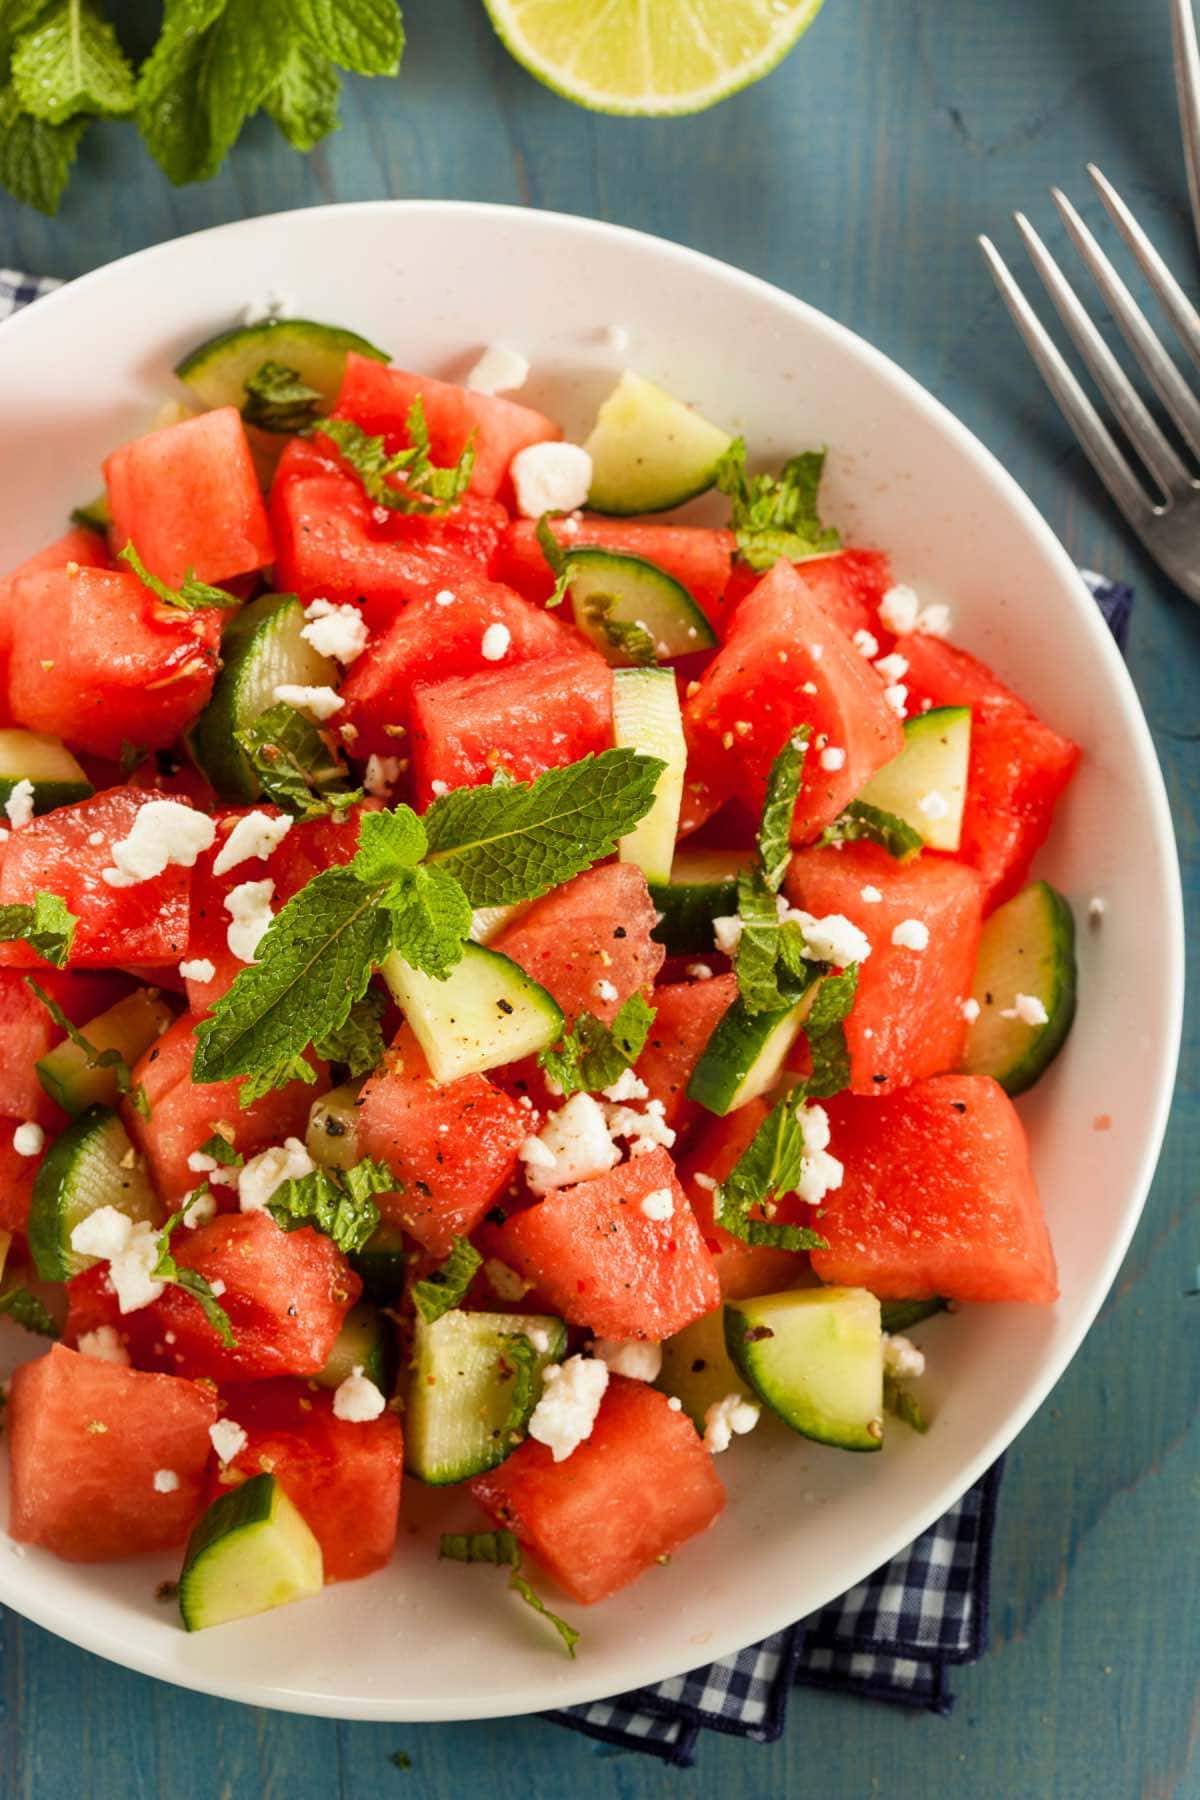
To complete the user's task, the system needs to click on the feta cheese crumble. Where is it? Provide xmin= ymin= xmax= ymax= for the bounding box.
xmin=798 ymin=910 xmax=872 ymax=968
xmin=238 ymin=1138 xmax=313 ymax=1213
xmin=521 ymin=1093 xmax=619 ymax=1194
xmin=819 ymin=745 xmax=846 ymax=772
xmin=591 ymin=1338 xmax=662 ymax=1382
xmin=593 ymin=977 xmax=619 ymax=1004
xmin=433 ymin=589 xmax=455 ymax=606
xmin=212 ymin=809 xmax=292 ymax=876
xmin=639 ymin=1186 xmax=675 ymax=1222
xmin=102 ymin=800 xmax=216 ymax=888
xmin=153 ymin=1469 xmax=180 ymax=1494
xmin=225 ymin=878 xmax=275 ymax=963
xmin=883 ymin=683 xmax=908 ymax=716
xmin=914 ymin=602 xmax=952 ymax=637
xmin=874 ymin=652 xmax=909 ymax=683
xmin=601 ymin=1068 xmax=649 ymax=1104
xmin=883 ymin=1333 xmax=926 ymax=1381
xmin=364 ymin=754 xmax=403 ymax=797
xmin=795 ymin=1101 xmax=844 ymax=1205
xmin=703 ymin=1393 xmax=761 ymax=1454
xmin=1000 ymin=992 xmax=1050 ymax=1026
xmin=179 ymin=957 xmax=216 ymax=983
xmin=527 ymin=1355 xmax=609 ymax=1462
xmin=466 ymin=344 xmax=530 ymax=394
xmin=712 ymin=913 xmax=743 ymax=956
xmin=526 ymin=1326 xmax=552 ymax=1355
xmin=12 ymin=1121 xmax=44 ymax=1157
xmin=917 ymin=790 xmax=950 ymax=821
xmin=686 ymin=962 xmax=714 ymax=981
xmin=859 ymin=885 xmax=883 ymax=904
xmin=961 ymin=996 xmax=981 ymax=1023
xmin=5 ymin=779 xmax=34 ymax=829
xmin=480 ymin=622 xmax=512 ymax=661
xmin=69 ymin=1209 xmax=164 ymax=1313
xmin=483 ymin=1258 xmax=534 ymax=1302
xmin=182 ymin=1188 xmax=218 ymax=1228
xmin=209 ymin=1418 xmax=247 ymax=1465
xmin=891 ymin=918 xmax=930 ymax=951
xmin=510 ymin=441 xmax=593 ymax=519
xmin=273 ymin=683 xmax=343 ymax=721
xmin=301 ymin=599 xmax=369 ymax=664
xmin=603 ymin=1096 xmax=676 ymax=1157
xmin=878 ymin=584 xmax=919 ymax=635
xmin=77 ymin=1325 xmax=129 ymax=1366
xmin=332 ymin=1364 xmax=387 ymax=1422
xmin=518 ymin=1134 xmax=557 ymax=1172
xmin=852 ymin=628 xmax=880 ymax=659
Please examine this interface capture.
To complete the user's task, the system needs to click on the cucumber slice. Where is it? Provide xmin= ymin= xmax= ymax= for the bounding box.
xmin=315 ymin=1300 xmax=396 ymax=1395
xmin=36 ymin=989 xmax=174 ymax=1115
xmin=469 ymin=901 xmax=531 ymax=946
xmin=305 ymin=1082 xmax=362 ymax=1172
xmin=584 ymin=371 xmax=734 ymax=514
xmin=28 ymin=1106 xmax=161 ymax=1281
xmin=613 ymin=667 xmax=686 ymax=884
xmin=381 ymin=943 xmax=563 ymax=1083
xmin=961 ymin=880 xmax=1077 ymax=1096
xmin=405 ymin=1308 xmax=567 ymax=1485
xmin=562 ymin=549 xmax=717 ymax=665
xmin=176 ymin=318 xmax=389 ymax=415
xmin=855 ymin=706 xmax=971 ymax=852
xmin=879 ymin=1296 xmax=946 ymax=1334
xmin=179 ymin=1473 xmax=324 ymax=1632
xmin=687 ymin=991 xmax=813 ymax=1116
xmin=649 ymin=848 xmax=754 ymax=956
xmin=658 ymin=1306 xmax=750 ymax=1431
xmin=185 ymin=594 xmax=337 ymax=800
xmin=0 ymin=729 xmax=93 ymax=814
xmin=349 ymin=1223 xmax=410 ymax=1303
xmin=724 ymin=1286 xmax=884 ymax=1452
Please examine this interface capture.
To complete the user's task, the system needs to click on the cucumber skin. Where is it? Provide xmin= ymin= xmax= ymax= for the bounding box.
xmin=175 ymin=318 xmax=390 ymax=391
xmin=314 ymin=1301 xmax=396 ymax=1394
xmin=0 ymin=777 xmax=93 ymax=813
xmin=349 ymin=1227 xmax=409 ymax=1303
xmin=650 ymin=874 xmax=740 ymax=955
xmin=879 ymin=1297 xmax=946 ymax=1334
xmin=27 ymin=1106 xmax=156 ymax=1282
xmin=724 ymin=1289 xmax=884 ymax=1453
xmin=178 ymin=1473 xmax=323 ymax=1632
xmin=964 ymin=882 xmax=1077 ymax=1097
xmin=686 ymin=993 xmax=809 ymax=1116
xmin=405 ymin=1312 xmax=567 ymax=1486
xmin=566 ymin=549 xmax=717 ymax=663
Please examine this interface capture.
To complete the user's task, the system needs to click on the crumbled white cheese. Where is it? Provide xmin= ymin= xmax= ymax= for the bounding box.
xmin=77 ymin=1325 xmax=129 ymax=1366
xmin=225 ymin=878 xmax=275 ymax=963
xmin=510 ymin=442 xmax=593 ymax=519
xmin=69 ymin=1209 xmax=165 ymax=1313
xmin=12 ymin=1121 xmax=44 ymax=1157
xmin=859 ymin=885 xmax=883 ymax=904
xmin=522 ymin=1093 xmax=619 ymax=1194
xmin=153 ymin=1469 xmax=180 ymax=1495
xmin=182 ymin=1188 xmax=218 ymax=1228
xmin=430 ymin=779 xmax=449 ymax=797
xmin=1088 ymin=896 xmax=1107 ymax=924
xmin=819 ymin=746 xmax=846 ymax=772
xmin=795 ymin=1102 xmax=845 ymax=1206
xmin=364 ymin=754 xmax=402 ymax=797
xmin=712 ymin=913 xmax=743 ymax=956
xmin=686 ymin=962 xmax=714 ymax=981
xmin=86 ymin=830 xmax=106 ymax=847
xmin=594 ymin=978 xmax=619 ymax=1004
xmin=604 ymin=1096 xmax=676 ymax=1157
xmin=878 ymin=584 xmax=920 ymax=636
xmin=592 ymin=1338 xmax=662 ymax=1382
xmin=526 ymin=1326 xmax=552 ymax=1355
xmin=239 ymin=289 xmax=293 ymax=326
xmin=102 ymin=800 xmax=216 ymax=888
xmin=883 ymin=1333 xmax=926 ymax=1380
xmin=667 ymin=1395 xmax=683 ymax=1412
xmin=961 ymin=996 xmax=981 ymax=1023
xmin=527 ymin=1355 xmax=609 ymax=1462
xmin=5 ymin=779 xmax=34 ymax=829
xmin=238 ymin=1138 xmax=313 ymax=1213
xmin=519 ymin=1134 xmax=558 ymax=1172
xmin=179 ymin=957 xmax=216 ymax=983
xmin=917 ymin=790 xmax=950 ymax=821
xmin=639 ymin=1186 xmax=675 ymax=1222
xmin=213 ymin=810 xmax=292 ymax=877
xmin=433 ymin=589 xmax=455 ymax=607
xmin=1000 ymin=992 xmax=1050 ymax=1026
xmin=601 ymin=1068 xmax=649 ymax=1103
xmin=186 ymin=1151 xmax=217 ymax=1174
xmin=703 ymin=1392 xmax=761 ymax=1454
xmin=483 ymin=1257 xmax=534 ymax=1302
xmin=209 ymin=1418 xmax=247 ymax=1464
xmin=332 ymin=1364 xmax=387 ymax=1422
xmin=883 ymin=683 xmax=909 ymax=716
xmin=466 ymin=344 xmax=530 ymax=394
xmin=301 ymin=598 xmax=369 ymax=664
xmin=480 ymin=622 xmax=512 ymax=662
xmin=891 ymin=918 xmax=930 ymax=951
xmin=874 ymin=652 xmax=909 ymax=683
xmin=692 ymin=1171 xmax=717 ymax=1192
xmin=273 ymin=683 xmax=343 ymax=720
xmin=797 ymin=910 xmax=873 ymax=968
xmin=914 ymin=602 xmax=952 ymax=637
xmin=852 ymin=628 xmax=880 ymax=659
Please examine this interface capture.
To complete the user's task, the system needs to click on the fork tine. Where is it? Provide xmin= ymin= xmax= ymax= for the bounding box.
xmin=1051 ymin=185 xmax=1200 ymax=459
xmin=978 ymin=235 xmax=1156 ymax=528
xmin=1088 ymin=162 xmax=1200 ymax=366
xmin=1172 ymin=0 xmax=1200 ymax=251
xmin=1013 ymin=211 xmax=1190 ymax=497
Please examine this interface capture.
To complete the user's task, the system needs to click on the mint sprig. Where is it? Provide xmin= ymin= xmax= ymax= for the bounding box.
xmin=411 ymin=1237 xmax=482 ymax=1324
xmin=715 ymin=439 xmax=841 ymax=573
xmin=0 ymin=1284 xmax=60 ymax=1338
xmin=539 ymin=993 xmax=656 ymax=1098
xmin=820 ymin=799 xmax=923 ymax=862
xmin=802 ymin=964 xmax=859 ymax=1099
xmin=266 ymin=1157 xmax=391 ymax=1255
xmin=151 ymin=1211 xmax=236 ymax=1348
xmin=714 ymin=1086 xmax=829 ymax=1253
xmin=317 ymin=402 xmax=475 ymax=517
xmin=235 ymin=701 xmax=362 ymax=820
xmin=0 ymin=893 xmax=78 ymax=969
xmin=439 ymin=1529 xmax=579 ymax=1659
xmin=242 ymin=360 xmax=323 ymax=434
xmin=118 ymin=541 xmax=239 ymax=612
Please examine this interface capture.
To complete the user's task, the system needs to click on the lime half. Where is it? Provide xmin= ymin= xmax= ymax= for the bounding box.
xmin=484 ymin=0 xmax=827 ymax=116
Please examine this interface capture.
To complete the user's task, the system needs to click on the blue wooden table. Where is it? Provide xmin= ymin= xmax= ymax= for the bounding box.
xmin=2 ymin=0 xmax=1197 ymax=1792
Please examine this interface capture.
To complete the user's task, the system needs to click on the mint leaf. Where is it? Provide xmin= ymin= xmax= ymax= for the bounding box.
xmin=803 ymin=965 xmax=859 ymax=1099
xmin=411 ymin=1237 xmax=483 ymax=1324
xmin=732 ymin=867 xmax=818 ymax=1016
xmin=0 ymin=1285 xmax=60 ymax=1338
xmin=0 ymin=83 xmax=87 ymax=214
xmin=534 ymin=514 xmax=570 ymax=608
xmin=423 ymin=750 xmax=665 ymax=908
xmin=241 ymin=359 xmax=323 ymax=434
xmin=577 ymin=595 xmax=658 ymax=668
xmin=352 ymin=808 xmax=427 ymax=884
xmin=262 ymin=42 xmax=340 ymax=151
xmin=438 ymin=1529 xmax=579 ymax=1659
xmin=313 ymin=987 xmax=386 ymax=1078
xmin=237 ymin=1054 xmax=319 ymax=1107
xmin=118 ymin=540 xmax=239 ymax=611
xmin=24 ymin=975 xmax=136 ymax=1094
xmin=151 ymin=1213 xmax=236 ymax=1347
xmin=715 ymin=1086 xmax=829 ymax=1253
xmin=193 ymin=865 xmax=394 ymax=1085
xmin=197 ymin=1132 xmax=242 ymax=1168
xmin=879 ymin=1297 xmax=946 ymax=1334
xmin=381 ymin=865 xmax=473 ymax=981
xmin=820 ymin=800 xmax=923 ymax=862
xmin=235 ymin=702 xmax=361 ymax=819
xmin=133 ymin=0 xmax=226 ymax=186
xmin=539 ymin=993 xmax=656 ymax=1098
xmin=290 ymin=0 xmax=404 ymax=74
xmin=757 ymin=733 xmax=807 ymax=893
xmin=203 ymin=0 xmax=289 ymax=173
xmin=11 ymin=1 xmax=135 ymax=125
xmin=715 ymin=438 xmax=841 ymax=573
xmin=316 ymin=404 xmax=475 ymax=517
xmin=1 ymin=894 xmax=78 ymax=969
xmin=495 ymin=1333 xmax=539 ymax=1449
xmin=266 ymin=1156 xmax=390 ymax=1254
xmin=884 ymin=1376 xmax=928 ymax=1434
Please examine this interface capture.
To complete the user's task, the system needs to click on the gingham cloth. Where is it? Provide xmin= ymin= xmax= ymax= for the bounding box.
xmin=1 ymin=270 xmax=1135 ymax=1768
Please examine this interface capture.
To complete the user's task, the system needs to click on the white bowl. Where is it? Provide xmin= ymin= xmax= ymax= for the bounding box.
xmin=0 ymin=201 xmax=1183 ymax=1722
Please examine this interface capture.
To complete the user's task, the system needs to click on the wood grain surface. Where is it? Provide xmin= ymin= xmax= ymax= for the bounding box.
xmin=1 ymin=0 xmax=1197 ymax=1793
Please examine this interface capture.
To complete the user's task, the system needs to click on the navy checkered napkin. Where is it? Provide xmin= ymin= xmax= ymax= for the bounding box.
xmin=1 ymin=273 xmax=1133 ymax=1768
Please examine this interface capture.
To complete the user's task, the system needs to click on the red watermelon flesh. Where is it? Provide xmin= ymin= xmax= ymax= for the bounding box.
xmin=210 ymin=1381 xmax=403 ymax=1582
xmin=811 ymin=1075 xmax=1058 ymax=1303
xmin=784 ymin=842 xmax=984 ymax=1095
xmin=0 ymin=527 xmax=110 ymax=722
xmin=683 ymin=559 xmax=904 ymax=841
xmin=493 ymin=516 xmax=734 ymax=628
xmin=635 ymin=973 xmax=737 ymax=1135
xmin=6 ymin=1344 xmax=217 ymax=1560
xmin=495 ymin=863 xmax=664 ymax=1027
xmin=470 ymin=1376 xmax=725 ymax=1604
xmin=493 ymin=1146 xmax=721 ymax=1340
xmin=677 ymin=1102 xmax=810 ymax=1300
xmin=0 ymin=1125 xmax=42 ymax=1236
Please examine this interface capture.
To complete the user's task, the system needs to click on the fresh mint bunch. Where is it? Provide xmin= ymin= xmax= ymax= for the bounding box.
xmin=316 ymin=403 xmax=475 ymax=516
xmin=266 ymin=1157 xmax=393 ymax=1254
xmin=539 ymin=993 xmax=656 ymax=1098
xmin=715 ymin=438 xmax=841 ymax=573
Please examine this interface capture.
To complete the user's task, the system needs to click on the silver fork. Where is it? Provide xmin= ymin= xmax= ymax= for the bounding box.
xmin=979 ymin=0 xmax=1200 ymax=605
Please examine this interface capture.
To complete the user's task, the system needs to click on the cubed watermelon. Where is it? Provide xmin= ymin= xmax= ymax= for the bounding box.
xmin=470 ymin=1376 xmax=724 ymax=1603
xmin=0 ymin=1124 xmax=42 ymax=1236
xmin=495 ymin=863 xmax=664 ymax=1027
xmin=723 ymin=549 xmax=893 ymax=644
xmin=6 ymin=1344 xmax=217 ymax=1560
xmin=635 ymin=972 xmax=738 ymax=1134
xmin=0 ymin=527 xmax=111 ymax=722
xmin=493 ymin=516 xmax=735 ymax=628
xmin=677 ymin=1101 xmax=811 ymax=1299
xmin=811 ymin=1075 xmax=1058 ymax=1302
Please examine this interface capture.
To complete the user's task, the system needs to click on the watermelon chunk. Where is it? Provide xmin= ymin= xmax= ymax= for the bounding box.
xmin=635 ymin=972 xmax=738 ymax=1134
xmin=723 ymin=549 xmax=893 ymax=644
xmin=103 ymin=406 xmax=274 ymax=589
xmin=0 ymin=528 xmax=111 ymax=724
xmin=495 ymin=863 xmax=664 ymax=1027
xmin=470 ymin=1376 xmax=724 ymax=1603
xmin=6 ymin=1344 xmax=217 ymax=1560
xmin=493 ymin=515 xmax=735 ymax=628
xmin=211 ymin=1381 xmax=403 ymax=1582
xmin=784 ymin=842 xmax=984 ymax=1095
xmin=811 ymin=1075 xmax=1058 ymax=1303
xmin=677 ymin=1102 xmax=808 ymax=1299
xmin=683 ymin=559 xmax=904 ymax=841
xmin=6 ymin=566 xmax=222 ymax=758
xmin=899 ymin=634 xmax=1081 ymax=909
xmin=356 ymin=1026 xmax=528 ymax=1256
xmin=0 ymin=1124 xmax=42 ymax=1236
xmin=409 ymin=649 xmax=613 ymax=806
xmin=332 ymin=354 xmax=560 ymax=502
xmin=493 ymin=1146 xmax=721 ymax=1340
xmin=0 ymin=968 xmax=131 ymax=1126
xmin=0 ymin=789 xmax=194 ymax=969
